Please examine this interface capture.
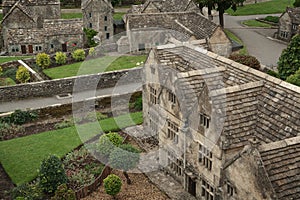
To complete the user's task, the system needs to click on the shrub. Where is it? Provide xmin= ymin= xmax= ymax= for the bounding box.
xmin=51 ymin=184 xmax=76 ymax=200
xmin=267 ymin=70 xmax=280 ymax=78
xmin=0 ymin=66 xmax=3 ymax=77
xmin=16 ymin=66 xmax=30 ymax=83
xmin=55 ymin=52 xmax=67 ymax=65
xmin=3 ymin=68 xmax=17 ymax=81
xmin=0 ymin=122 xmax=24 ymax=141
xmin=103 ymin=174 xmax=122 ymax=198
xmin=36 ymin=53 xmax=51 ymax=69
xmin=98 ymin=132 xmax=123 ymax=157
xmin=54 ymin=118 xmax=74 ymax=129
xmin=39 ymin=155 xmax=68 ymax=194
xmin=0 ymin=110 xmax=38 ymax=125
xmin=229 ymin=54 xmax=261 ymax=70
xmin=264 ymin=16 xmax=279 ymax=23
xmin=278 ymin=34 xmax=300 ymax=80
xmin=11 ymin=182 xmax=43 ymax=200
xmin=294 ymin=0 xmax=300 ymax=7
xmin=287 ymin=68 xmax=300 ymax=86
xmin=88 ymin=47 xmax=96 ymax=57
xmin=134 ymin=96 xmax=143 ymax=110
xmin=83 ymin=28 xmax=98 ymax=47
xmin=72 ymin=49 xmax=86 ymax=61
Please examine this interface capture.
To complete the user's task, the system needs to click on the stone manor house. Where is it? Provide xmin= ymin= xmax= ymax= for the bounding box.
xmin=143 ymin=43 xmax=300 ymax=199
xmin=0 ymin=0 xmax=113 ymax=55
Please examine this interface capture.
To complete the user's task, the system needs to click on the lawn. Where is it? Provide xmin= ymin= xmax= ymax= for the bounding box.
xmin=224 ymin=29 xmax=248 ymax=55
xmin=0 ymin=56 xmax=33 ymax=64
xmin=0 ymin=112 xmax=143 ymax=185
xmin=242 ymin=19 xmax=272 ymax=28
xmin=114 ymin=12 xmax=126 ymax=20
xmin=43 ymin=55 xmax=147 ymax=79
xmin=61 ymin=12 xmax=82 ymax=19
xmin=226 ymin=0 xmax=295 ymax=16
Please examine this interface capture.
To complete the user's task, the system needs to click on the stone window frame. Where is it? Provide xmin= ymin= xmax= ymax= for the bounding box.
xmin=226 ymin=181 xmax=234 ymax=197
xmin=89 ymin=23 xmax=93 ymax=28
xmin=89 ymin=12 xmax=92 ymax=18
xmin=106 ymin=33 xmax=110 ymax=39
xmin=198 ymin=143 xmax=213 ymax=171
xmin=11 ymin=45 xmax=20 ymax=52
xmin=167 ymin=151 xmax=183 ymax=177
xmin=280 ymin=31 xmax=289 ymax=38
xmin=138 ymin=43 xmax=146 ymax=51
xmin=149 ymin=85 xmax=158 ymax=104
xmin=167 ymin=120 xmax=179 ymax=144
xmin=168 ymin=90 xmax=176 ymax=104
xmin=201 ymin=179 xmax=214 ymax=200
xmin=104 ymin=26 xmax=108 ymax=31
xmin=35 ymin=45 xmax=42 ymax=52
xmin=292 ymin=23 xmax=298 ymax=30
xmin=200 ymin=113 xmax=210 ymax=129
xmin=50 ymin=44 xmax=54 ymax=49
xmin=104 ymin=16 xmax=108 ymax=21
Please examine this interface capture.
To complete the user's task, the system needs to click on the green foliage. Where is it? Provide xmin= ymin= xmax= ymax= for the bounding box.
xmin=287 ymin=68 xmax=300 ymax=86
xmin=38 ymin=155 xmax=68 ymax=194
xmin=55 ymin=52 xmax=67 ymax=65
xmin=54 ymin=119 xmax=74 ymax=129
xmin=88 ymin=47 xmax=96 ymax=57
xmin=264 ymin=16 xmax=279 ymax=23
xmin=242 ymin=19 xmax=272 ymax=28
xmin=109 ymin=144 xmax=140 ymax=172
xmin=294 ymin=0 xmax=300 ymax=7
xmin=3 ymin=68 xmax=17 ymax=81
xmin=83 ymin=28 xmax=98 ymax=47
xmin=98 ymin=132 xmax=123 ymax=157
xmin=103 ymin=174 xmax=122 ymax=197
xmin=278 ymin=34 xmax=300 ymax=80
xmin=72 ymin=49 xmax=86 ymax=62
xmin=134 ymin=96 xmax=143 ymax=110
xmin=16 ymin=66 xmax=30 ymax=83
xmin=0 ymin=109 xmax=38 ymax=125
xmin=0 ymin=66 xmax=3 ymax=77
xmin=0 ymin=122 xmax=24 ymax=141
xmin=51 ymin=184 xmax=76 ymax=200
xmin=36 ymin=53 xmax=51 ymax=69
xmin=111 ymin=0 xmax=121 ymax=7
xmin=11 ymin=182 xmax=43 ymax=200
xmin=229 ymin=54 xmax=261 ymax=70
xmin=267 ymin=70 xmax=280 ymax=78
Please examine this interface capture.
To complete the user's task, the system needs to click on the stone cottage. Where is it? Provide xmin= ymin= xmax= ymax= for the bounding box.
xmin=118 ymin=0 xmax=232 ymax=57
xmin=143 ymin=43 xmax=300 ymax=199
xmin=277 ymin=7 xmax=300 ymax=42
xmin=82 ymin=0 xmax=114 ymax=42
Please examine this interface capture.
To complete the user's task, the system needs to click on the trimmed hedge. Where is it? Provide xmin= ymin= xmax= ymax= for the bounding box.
xmin=229 ymin=54 xmax=261 ymax=70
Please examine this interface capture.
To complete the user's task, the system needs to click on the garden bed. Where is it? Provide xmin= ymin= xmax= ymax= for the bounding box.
xmin=0 ymin=163 xmax=15 ymax=200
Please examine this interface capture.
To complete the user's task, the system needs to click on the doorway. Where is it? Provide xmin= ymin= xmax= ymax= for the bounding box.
xmin=187 ymin=176 xmax=196 ymax=197
xmin=62 ymin=43 xmax=67 ymax=52
xmin=28 ymin=45 xmax=33 ymax=53
xmin=21 ymin=45 xmax=26 ymax=54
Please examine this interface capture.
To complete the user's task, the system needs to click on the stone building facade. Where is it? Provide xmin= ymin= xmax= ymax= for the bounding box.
xmin=119 ymin=0 xmax=232 ymax=57
xmin=143 ymin=43 xmax=300 ymax=199
xmin=82 ymin=0 xmax=114 ymax=42
xmin=277 ymin=7 xmax=300 ymax=42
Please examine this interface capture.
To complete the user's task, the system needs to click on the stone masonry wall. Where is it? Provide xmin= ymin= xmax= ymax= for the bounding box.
xmin=0 ymin=67 xmax=142 ymax=102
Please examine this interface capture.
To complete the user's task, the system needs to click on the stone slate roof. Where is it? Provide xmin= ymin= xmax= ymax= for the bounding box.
xmin=154 ymin=43 xmax=300 ymax=150
xmin=127 ymin=12 xmax=219 ymax=40
xmin=258 ymin=136 xmax=300 ymax=200
xmin=81 ymin=0 xmax=113 ymax=10
xmin=129 ymin=0 xmax=199 ymax=14
xmin=285 ymin=7 xmax=300 ymax=24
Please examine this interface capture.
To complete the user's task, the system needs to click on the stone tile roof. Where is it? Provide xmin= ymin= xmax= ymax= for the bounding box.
xmin=81 ymin=0 xmax=113 ymax=10
xmin=285 ymin=7 xmax=300 ymax=24
xmin=154 ymin=43 xmax=300 ymax=150
xmin=127 ymin=12 xmax=218 ymax=40
xmin=258 ymin=136 xmax=300 ymax=200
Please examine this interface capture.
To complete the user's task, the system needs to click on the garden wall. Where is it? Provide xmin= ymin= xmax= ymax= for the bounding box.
xmin=0 ymin=67 xmax=142 ymax=102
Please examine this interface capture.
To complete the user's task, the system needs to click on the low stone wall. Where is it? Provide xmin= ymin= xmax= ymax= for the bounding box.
xmin=0 ymin=67 xmax=142 ymax=102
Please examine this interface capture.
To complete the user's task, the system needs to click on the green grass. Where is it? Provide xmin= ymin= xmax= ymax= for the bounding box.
xmin=61 ymin=13 xmax=82 ymax=19
xmin=43 ymin=55 xmax=147 ymax=79
xmin=0 ymin=78 xmax=16 ymax=86
xmin=242 ymin=19 xmax=272 ymax=28
xmin=224 ymin=29 xmax=248 ymax=55
xmin=0 ymin=112 xmax=143 ymax=185
xmin=0 ymin=56 xmax=33 ymax=64
xmin=226 ymin=0 xmax=295 ymax=16
xmin=114 ymin=12 xmax=126 ymax=20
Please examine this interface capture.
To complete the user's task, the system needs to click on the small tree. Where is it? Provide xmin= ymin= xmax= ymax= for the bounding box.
xmin=72 ymin=49 xmax=86 ymax=61
xmin=287 ymin=68 xmax=300 ymax=86
xmin=83 ymin=28 xmax=98 ymax=47
xmin=103 ymin=174 xmax=122 ymax=199
xmin=51 ymin=184 xmax=76 ymax=200
xmin=39 ymin=155 xmax=68 ymax=194
xmin=16 ymin=66 xmax=30 ymax=83
xmin=55 ymin=52 xmax=67 ymax=65
xmin=36 ymin=53 xmax=51 ymax=69
xmin=109 ymin=144 xmax=140 ymax=184
xmin=278 ymin=34 xmax=300 ymax=80
xmin=98 ymin=132 xmax=123 ymax=157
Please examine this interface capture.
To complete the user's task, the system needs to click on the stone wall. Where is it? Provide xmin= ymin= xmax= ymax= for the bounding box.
xmin=0 ymin=67 xmax=142 ymax=102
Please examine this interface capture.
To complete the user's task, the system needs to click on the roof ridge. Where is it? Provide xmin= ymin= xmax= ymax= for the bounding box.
xmin=258 ymin=136 xmax=300 ymax=152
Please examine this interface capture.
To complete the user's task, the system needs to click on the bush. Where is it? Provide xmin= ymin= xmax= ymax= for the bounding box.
xmin=36 ymin=53 xmax=51 ymax=69
xmin=54 ymin=118 xmax=74 ymax=129
xmin=3 ymin=68 xmax=17 ymax=81
xmin=55 ymin=52 xmax=67 ymax=65
xmin=16 ymin=66 xmax=30 ymax=83
xmin=72 ymin=49 xmax=86 ymax=61
xmin=83 ymin=28 xmax=98 ymax=47
xmin=0 ymin=122 xmax=24 ymax=140
xmin=278 ymin=34 xmax=300 ymax=80
xmin=88 ymin=47 xmax=96 ymax=57
xmin=264 ymin=16 xmax=279 ymax=23
xmin=267 ymin=70 xmax=280 ymax=78
xmin=287 ymin=68 xmax=300 ymax=86
xmin=11 ymin=182 xmax=43 ymax=200
xmin=51 ymin=184 xmax=76 ymax=200
xmin=229 ymin=54 xmax=261 ymax=70
xmin=0 ymin=110 xmax=38 ymax=125
xmin=134 ymin=96 xmax=143 ymax=110
xmin=103 ymin=174 xmax=122 ymax=198
xmin=98 ymin=132 xmax=123 ymax=157
xmin=38 ymin=155 xmax=68 ymax=194
xmin=294 ymin=0 xmax=300 ymax=7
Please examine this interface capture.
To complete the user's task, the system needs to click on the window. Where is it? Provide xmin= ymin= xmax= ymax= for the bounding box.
xmin=138 ymin=43 xmax=145 ymax=51
xmin=280 ymin=31 xmax=288 ymax=38
xmin=149 ymin=86 xmax=158 ymax=104
xmin=50 ymin=44 xmax=54 ymax=49
xmin=35 ymin=45 xmax=42 ymax=52
xmin=89 ymin=13 xmax=92 ymax=18
xmin=106 ymin=33 xmax=110 ymax=39
xmin=167 ymin=151 xmax=183 ymax=176
xmin=167 ymin=120 xmax=179 ymax=144
xmin=227 ymin=182 xmax=234 ymax=196
xmin=168 ymin=90 xmax=176 ymax=104
xmin=200 ymin=113 xmax=210 ymax=129
xmin=12 ymin=46 xmax=19 ymax=52
xmin=199 ymin=143 xmax=212 ymax=170
xmin=89 ymin=23 xmax=93 ymax=28
xmin=104 ymin=16 xmax=108 ymax=21
xmin=201 ymin=179 xmax=214 ymax=200
xmin=104 ymin=26 xmax=107 ymax=31
xmin=292 ymin=24 xmax=298 ymax=30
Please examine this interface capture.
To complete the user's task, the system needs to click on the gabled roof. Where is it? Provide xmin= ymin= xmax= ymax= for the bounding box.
xmin=81 ymin=0 xmax=113 ymax=10
xmin=259 ymin=136 xmax=300 ymax=200
xmin=1 ymin=0 xmax=37 ymax=24
xmin=282 ymin=7 xmax=300 ymax=24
